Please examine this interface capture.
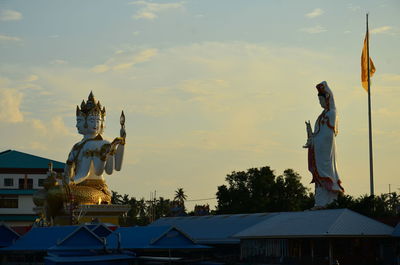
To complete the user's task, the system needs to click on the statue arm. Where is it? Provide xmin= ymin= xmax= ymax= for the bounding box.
xmin=105 ymin=111 xmax=127 ymax=174
xmin=64 ymin=149 xmax=77 ymax=183
xmin=303 ymin=120 xmax=313 ymax=148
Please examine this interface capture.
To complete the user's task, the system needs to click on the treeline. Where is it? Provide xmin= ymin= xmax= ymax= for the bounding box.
xmin=111 ymin=188 xmax=210 ymax=226
xmin=216 ymin=166 xmax=400 ymax=219
xmin=113 ymin=166 xmax=400 ymax=226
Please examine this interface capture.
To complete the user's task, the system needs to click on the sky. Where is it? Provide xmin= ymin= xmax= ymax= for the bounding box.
xmin=0 ymin=0 xmax=399 ymax=210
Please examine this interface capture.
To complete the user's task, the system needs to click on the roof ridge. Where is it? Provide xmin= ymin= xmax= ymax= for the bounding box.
xmin=326 ymin=208 xmax=347 ymax=234
xmin=57 ymin=225 xmax=104 ymax=246
xmin=5 ymin=150 xmax=62 ymax=162
xmin=0 ymin=150 xmax=12 ymax=156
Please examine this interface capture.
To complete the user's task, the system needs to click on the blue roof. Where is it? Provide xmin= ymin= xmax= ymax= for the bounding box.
xmin=0 ymin=224 xmax=20 ymax=247
xmin=107 ymin=225 xmax=209 ymax=250
xmin=2 ymin=226 xmax=77 ymax=251
xmin=44 ymin=253 xmax=135 ymax=263
xmin=150 ymin=213 xmax=276 ymax=244
xmin=49 ymin=226 xmax=105 ymax=251
xmin=234 ymin=209 xmax=394 ymax=238
xmin=0 ymin=215 xmax=37 ymax=221
xmin=392 ymin=222 xmax=400 ymax=237
xmin=91 ymin=224 xmax=114 ymax=238
xmin=0 ymin=150 xmax=65 ymax=169
xmin=0 ymin=189 xmax=37 ymax=195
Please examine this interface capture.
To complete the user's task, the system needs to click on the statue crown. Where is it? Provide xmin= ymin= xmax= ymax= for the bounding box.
xmin=76 ymin=91 xmax=106 ymax=118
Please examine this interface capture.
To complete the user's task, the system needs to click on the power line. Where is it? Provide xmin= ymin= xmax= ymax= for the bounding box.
xmin=186 ymin=197 xmax=217 ymax=202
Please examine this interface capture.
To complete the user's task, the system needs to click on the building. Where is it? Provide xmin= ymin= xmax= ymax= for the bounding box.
xmin=0 ymin=150 xmax=65 ymax=226
xmin=151 ymin=209 xmax=396 ymax=264
xmin=234 ymin=209 xmax=395 ymax=265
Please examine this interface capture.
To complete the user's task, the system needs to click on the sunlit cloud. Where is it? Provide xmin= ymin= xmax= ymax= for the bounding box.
xmin=131 ymin=1 xmax=184 ymax=20
xmin=305 ymin=8 xmax=324 ymax=18
xmin=92 ymin=48 xmax=158 ymax=73
xmin=374 ymin=108 xmax=400 ymax=118
xmin=31 ymin=119 xmax=47 ymax=134
xmin=370 ymin=26 xmax=392 ymax=34
xmin=0 ymin=89 xmax=24 ymax=123
xmin=28 ymin=141 xmax=48 ymax=151
xmin=91 ymin=64 xmax=110 ymax=73
xmin=380 ymin=73 xmax=400 ymax=82
xmin=25 ymin=75 xmax=39 ymax=82
xmin=0 ymin=34 xmax=21 ymax=42
xmin=300 ymin=25 xmax=327 ymax=34
xmin=0 ymin=9 xmax=22 ymax=21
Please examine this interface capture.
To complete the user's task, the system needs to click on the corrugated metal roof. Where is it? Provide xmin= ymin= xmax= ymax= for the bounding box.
xmin=234 ymin=209 xmax=394 ymax=238
xmin=44 ymin=253 xmax=135 ymax=263
xmin=107 ymin=225 xmax=209 ymax=249
xmin=2 ymin=226 xmax=77 ymax=251
xmin=0 ymin=224 xmax=20 ymax=247
xmin=392 ymin=222 xmax=400 ymax=237
xmin=150 ymin=213 xmax=277 ymax=244
xmin=0 ymin=150 xmax=64 ymax=169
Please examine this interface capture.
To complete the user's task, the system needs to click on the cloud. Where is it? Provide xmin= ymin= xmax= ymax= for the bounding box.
xmin=370 ymin=26 xmax=392 ymax=34
xmin=380 ymin=73 xmax=400 ymax=82
xmin=0 ymin=34 xmax=21 ymax=42
xmin=131 ymin=1 xmax=184 ymax=20
xmin=92 ymin=48 xmax=158 ymax=73
xmin=300 ymin=25 xmax=327 ymax=34
xmin=347 ymin=3 xmax=360 ymax=11
xmin=0 ymin=89 xmax=24 ymax=123
xmin=25 ymin=75 xmax=39 ymax=82
xmin=91 ymin=64 xmax=110 ymax=73
xmin=374 ymin=108 xmax=400 ymax=118
xmin=31 ymin=119 xmax=47 ymax=134
xmin=50 ymin=59 xmax=68 ymax=65
xmin=0 ymin=9 xmax=22 ymax=21
xmin=305 ymin=8 xmax=324 ymax=18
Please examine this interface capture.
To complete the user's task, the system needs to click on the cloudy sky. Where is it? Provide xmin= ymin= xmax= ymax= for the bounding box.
xmin=1 ymin=0 xmax=399 ymax=209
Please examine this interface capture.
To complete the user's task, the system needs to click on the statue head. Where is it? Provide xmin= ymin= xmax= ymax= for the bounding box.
xmin=76 ymin=92 xmax=106 ymax=136
xmin=316 ymin=81 xmax=331 ymax=110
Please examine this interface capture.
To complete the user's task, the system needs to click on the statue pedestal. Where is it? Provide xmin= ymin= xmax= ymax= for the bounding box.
xmin=52 ymin=204 xmax=130 ymax=225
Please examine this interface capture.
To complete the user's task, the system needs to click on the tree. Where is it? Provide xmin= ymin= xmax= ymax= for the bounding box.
xmin=174 ymin=188 xmax=187 ymax=206
xmin=216 ymin=166 xmax=313 ymax=214
xmin=327 ymin=192 xmax=400 ymax=218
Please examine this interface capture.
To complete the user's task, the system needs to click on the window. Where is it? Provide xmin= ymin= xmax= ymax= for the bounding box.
xmin=4 ymin=178 xmax=13 ymax=187
xmin=0 ymin=195 xmax=18 ymax=208
xmin=18 ymin=179 xmax=24 ymax=189
xmin=38 ymin=178 xmax=45 ymax=187
xmin=18 ymin=178 xmax=33 ymax=189
xmin=26 ymin=179 xmax=33 ymax=189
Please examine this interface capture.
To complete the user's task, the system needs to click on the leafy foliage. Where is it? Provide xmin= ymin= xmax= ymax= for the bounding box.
xmin=327 ymin=192 xmax=400 ymax=218
xmin=216 ymin=167 xmax=313 ymax=214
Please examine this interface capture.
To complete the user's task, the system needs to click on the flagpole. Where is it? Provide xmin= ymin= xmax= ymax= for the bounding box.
xmin=366 ymin=13 xmax=374 ymax=196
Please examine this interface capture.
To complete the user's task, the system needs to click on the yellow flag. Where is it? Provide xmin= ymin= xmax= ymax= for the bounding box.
xmin=361 ymin=31 xmax=376 ymax=91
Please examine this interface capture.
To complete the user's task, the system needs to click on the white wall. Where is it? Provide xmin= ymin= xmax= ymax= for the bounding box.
xmin=0 ymin=173 xmax=47 ymax=189
xmin=0 ymin=195 xmax=36 ymax=214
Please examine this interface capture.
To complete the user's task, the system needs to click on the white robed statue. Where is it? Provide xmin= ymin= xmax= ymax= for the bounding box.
xmin=304 ymin=81 xmax=344 ymax=208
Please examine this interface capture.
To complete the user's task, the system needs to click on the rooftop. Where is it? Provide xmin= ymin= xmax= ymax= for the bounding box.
xmin=0 ymin=150 xmax=65 ymax=170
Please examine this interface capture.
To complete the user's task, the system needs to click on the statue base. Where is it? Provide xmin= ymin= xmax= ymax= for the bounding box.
xmin=34 ymin=204 xmax=130 ymax=226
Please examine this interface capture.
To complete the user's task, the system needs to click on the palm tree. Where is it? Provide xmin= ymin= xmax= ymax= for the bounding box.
xmin=174 ymin=188 xmax=187 ymax=207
